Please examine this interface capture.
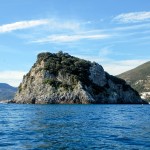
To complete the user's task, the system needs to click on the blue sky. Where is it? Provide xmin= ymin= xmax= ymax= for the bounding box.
xmin=0 ymin=0 xmax=150 ymax=86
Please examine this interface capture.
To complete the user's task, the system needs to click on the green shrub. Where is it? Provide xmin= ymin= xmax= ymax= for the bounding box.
xmin=18 ymin=84 xmax=22 ymax=93
xmin=43 ymin=78 xmax=61 ymax=88
xmin=39 ymin=51 xmax=91 ymax=85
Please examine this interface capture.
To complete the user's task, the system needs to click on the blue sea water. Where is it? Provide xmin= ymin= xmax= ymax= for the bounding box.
xmin=0 ymin=104 xmax=150 ymax=150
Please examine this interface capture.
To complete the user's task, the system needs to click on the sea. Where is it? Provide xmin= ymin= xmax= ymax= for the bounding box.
xmin=0 ymin=104 xmax=150 ymax=150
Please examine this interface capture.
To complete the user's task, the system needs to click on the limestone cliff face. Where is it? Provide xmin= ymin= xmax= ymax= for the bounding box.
xmin=14 ymin=52 xmax=147 ymax=104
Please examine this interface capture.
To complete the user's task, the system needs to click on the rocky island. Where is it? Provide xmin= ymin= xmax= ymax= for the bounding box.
xmin=14 ymin=51 xmax=147 ymax=104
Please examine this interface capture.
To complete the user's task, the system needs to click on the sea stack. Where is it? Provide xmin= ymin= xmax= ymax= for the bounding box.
xmin=14 ymin=51 xmax=147 ymax=104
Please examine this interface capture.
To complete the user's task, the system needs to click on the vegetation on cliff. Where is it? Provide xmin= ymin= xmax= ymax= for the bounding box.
xmin=37 ymin=51 xmax=91 ymax=85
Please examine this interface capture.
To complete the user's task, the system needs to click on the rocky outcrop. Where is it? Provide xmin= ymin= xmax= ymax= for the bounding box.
xmin=14 ymin=52 xmax=147 ymax=104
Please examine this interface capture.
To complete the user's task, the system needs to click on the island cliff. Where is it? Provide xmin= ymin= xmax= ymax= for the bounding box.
xmin=14 ymin=51 xmax=147 ymax=104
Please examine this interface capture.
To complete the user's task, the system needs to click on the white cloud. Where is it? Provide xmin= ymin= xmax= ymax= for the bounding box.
xmin=0 ymin=71 xmax=26 ymax=87
xmin=46 ymin=19 xmax=80 ymax=31
xmin=33 ymin=34 xmax=110 ymax=43
xmin=114 ymin=11 xmax=150 ymax=23
xmin=114 ymin=23 xmax=150 ymax=31
xmin=0 ymin=19 xmax=48 ymax=33
xmin=0 ymin=18 xmax=82 ymax=34
xmin=0 ymin=18 xmax=112 ymax=43
xmin=102 ymin=59 xmax=148 ymax=75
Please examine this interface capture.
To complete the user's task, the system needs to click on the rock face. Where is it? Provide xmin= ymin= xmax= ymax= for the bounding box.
xmin=14 ymin=52 xmax=147 ymax=104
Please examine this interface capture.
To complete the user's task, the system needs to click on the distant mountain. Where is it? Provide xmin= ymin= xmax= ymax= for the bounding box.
xmin=13 ymin=51 xmax=146 ymax=104
xmin=0 ymin=83 xmax=17 ymax=100
xmin=118 ymin=61 xmax=150 ymax=102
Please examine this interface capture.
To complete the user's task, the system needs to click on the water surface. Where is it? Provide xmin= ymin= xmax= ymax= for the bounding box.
xmin=0 ymin=104 xmax=150 ymax=150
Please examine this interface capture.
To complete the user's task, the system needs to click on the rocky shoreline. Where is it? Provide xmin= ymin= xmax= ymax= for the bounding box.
xmin=13 ymin=52 xmax=148 ymax=104
xmin=0 ymin=100 xmax=14 ymax=104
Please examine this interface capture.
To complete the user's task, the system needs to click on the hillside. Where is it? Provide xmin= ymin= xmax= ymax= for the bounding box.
xmin=13 ymin=51 xmax=147 ymax=104
xmin=118 ymin=61 xmax=150 ymax=102
xmin=0 ymin=83 xmax=17 ymax=100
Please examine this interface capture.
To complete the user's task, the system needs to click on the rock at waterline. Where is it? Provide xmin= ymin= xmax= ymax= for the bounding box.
xmin=14 ymin=51 xmax=147 ymax=104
